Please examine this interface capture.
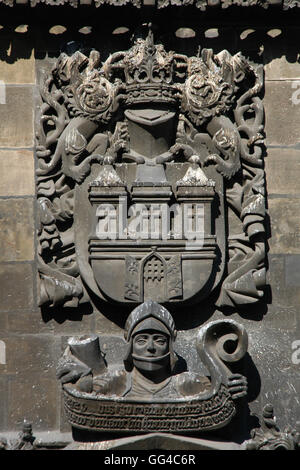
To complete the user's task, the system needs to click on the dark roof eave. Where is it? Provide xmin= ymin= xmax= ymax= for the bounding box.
xmin=0 ymin=0 xmax=298 ymax=10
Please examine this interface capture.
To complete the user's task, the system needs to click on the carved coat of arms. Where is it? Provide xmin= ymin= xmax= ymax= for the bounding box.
xmin=36 ymin=26 xmax=266 ymax=310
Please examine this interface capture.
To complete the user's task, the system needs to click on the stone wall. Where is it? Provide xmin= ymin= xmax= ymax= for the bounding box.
xmin=0 ymin=6 xmax=300 ymax=443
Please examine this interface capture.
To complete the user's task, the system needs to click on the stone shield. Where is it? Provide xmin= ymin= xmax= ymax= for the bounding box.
xmin=74 ymin=160 xmax=226 ymax=306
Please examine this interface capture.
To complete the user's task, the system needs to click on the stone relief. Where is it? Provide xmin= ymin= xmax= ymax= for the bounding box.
xmin=36 ymin=25 xmax=266 ymax=311
xmin=57 ymin=300 xmax=248 ymax=433
xmin=245 ymin=404 xmax=300 ymax=450
xmin=34 ymin=25 xmax=269 ymax=437
xmin=0 ymin=421 xmax=36 ymax=451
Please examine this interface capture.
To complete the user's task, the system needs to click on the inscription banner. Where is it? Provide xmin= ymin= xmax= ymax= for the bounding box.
xmin=63 ymin=385 xmax=236 ymax=433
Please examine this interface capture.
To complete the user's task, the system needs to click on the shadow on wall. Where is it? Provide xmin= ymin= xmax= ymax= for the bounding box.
xmin=0 ymin=7 xmax=300 ymax=67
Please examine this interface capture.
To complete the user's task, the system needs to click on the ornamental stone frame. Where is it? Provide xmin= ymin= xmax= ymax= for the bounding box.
xmin=0 ymin=2 xmax=300 ymax=451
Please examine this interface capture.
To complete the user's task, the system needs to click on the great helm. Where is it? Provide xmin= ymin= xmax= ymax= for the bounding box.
xmin=124 ymin=300 xmax=177 ymax=371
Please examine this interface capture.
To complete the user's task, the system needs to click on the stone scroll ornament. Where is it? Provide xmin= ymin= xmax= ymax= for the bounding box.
xmin=57 ymin=301 xmax=248 ymax=434
xmin=36 ymin=24 xmax=266 ymax=310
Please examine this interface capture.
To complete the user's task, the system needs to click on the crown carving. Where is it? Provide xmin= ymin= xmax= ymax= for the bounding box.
xmin=103 ymin=26 xmax=185 ymax=106
xmin=50 ymin=26 xmax=248 ymax=125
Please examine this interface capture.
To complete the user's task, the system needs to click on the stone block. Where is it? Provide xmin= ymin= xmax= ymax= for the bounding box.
xmin=264 ymin=28 xmax=300 ymax=80
xmin=0 ymin=311 xmax=8 ymax=332
xmin=265 ymin=148 xmax=300 ymax=195
xmin=264 ymin=80 xmax=300 ymax=146
xmin=0 ymin=198 xmax=35 ymax=262
xmin=0 ymin=375 xmax=8 ymax=431
xmin=0 ymin=263 xmax=34 ymax=312
xmin=0 ymin=150 xmax=35 ymax=196
xmin=268 ymin=198 xmax=300 ymax=254
xmin=265 ymin=57 xmax=300 ymax=81
xmin=285 ymin=254 xmax=300 ymax=287
xmin=248 ymin=327 xmax=294 ymax=377
xmin=257 ymin=359 xmax=300 ymax=430
xmin=7 ymin=373 xmax=59 ymax=431
xmin=94 ymin=311 xmax=124 ymax=335
xmin=0 ymin=50 xmax=35 ymax=84
xmin=262 ymin=289 xmax=299 ymax=350
xmin=3 ymin=334 xmax=58 ymax=375
xmin=265 ymin=305 xmax=297 ymax=330
xmin=0 ymin=85 xmax=34 ymax=148
xmin=267 ymin=254 xmax=285 ymax=291
xmin=267 ymin=254 xmax=300 ymax=310
xmin=7 ymin=310 xmax=54 ymax=335
xmin=49 ymin=307 xmax=95 ymax=336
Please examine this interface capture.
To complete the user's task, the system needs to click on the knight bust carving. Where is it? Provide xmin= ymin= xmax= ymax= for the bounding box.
xmin=57 ymin=301 xmax=248 ymax=433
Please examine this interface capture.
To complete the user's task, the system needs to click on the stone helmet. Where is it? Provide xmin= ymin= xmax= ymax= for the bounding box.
xmin=123 ymin=300 xmax=178 ymax=372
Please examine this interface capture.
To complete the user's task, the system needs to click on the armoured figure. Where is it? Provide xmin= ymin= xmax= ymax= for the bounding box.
xmin=57 ymin=301 xmax=247 ymax=402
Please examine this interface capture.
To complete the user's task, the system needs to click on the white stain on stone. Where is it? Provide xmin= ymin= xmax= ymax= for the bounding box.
xmin=0 ymin=340 xmax=6 ymax=364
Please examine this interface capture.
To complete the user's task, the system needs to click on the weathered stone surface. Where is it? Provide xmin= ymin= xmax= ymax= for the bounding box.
xmin=69 ymin=433 xmax=242 ymax=450
xmin=3 ymin=334 xmax=58 ymax=375
xmin=285 ymin=254 xmax=300 ymax=287
xmin=0 ymin=86 xmax=34 ymax=147
xmin=0 ymin=150 xmax=35 ymax=196
xmin=44 ymin=302 xmax=95 ymax=335
xmin=0 ymin=310 xmax=54 ymax=334
xmin=6 ymin=310 xmax=54 ymax=334
xmin=265 ymin=306 xmax=298 ymax=330
xmin=246 ymin=326 xmax=300 ymax=432
xmin=267 ymin=255 xmax=300 ymax=308
xmin=0 ymin=198 xmax=34 ymax=262
xmin=264 ymin=29 xmax=300 ymax=80
xmin=0 ymin=263 xmax=34 ymax=312
xmin=0 ymin=310 xmax=8 ymax=332
xmin=265 ymin=148 xmax=300 ymax=195
xmin=7 ymin=374 xmax=59 ymax=431
xmin=265 ymin=255 xmax=298 ymax=330
xmin=258 ymin=366 xmax=300 ymax=431
xmin=268 ymin=198 xmax=300 ymax=254
xmin=265 ymin=57 xmax=300 ymax=81
xmin=94 ymin=313 xmax=124 ymax=335
xmin=0 ymin=50 xmax=35 ymax=84
xmin=0 ymin=376 xmax=8 ymax=431
xmin=264 ymin=81 xmax=300 ymax=146
xmin=245 ymin=403 xmax=299 ymax=450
